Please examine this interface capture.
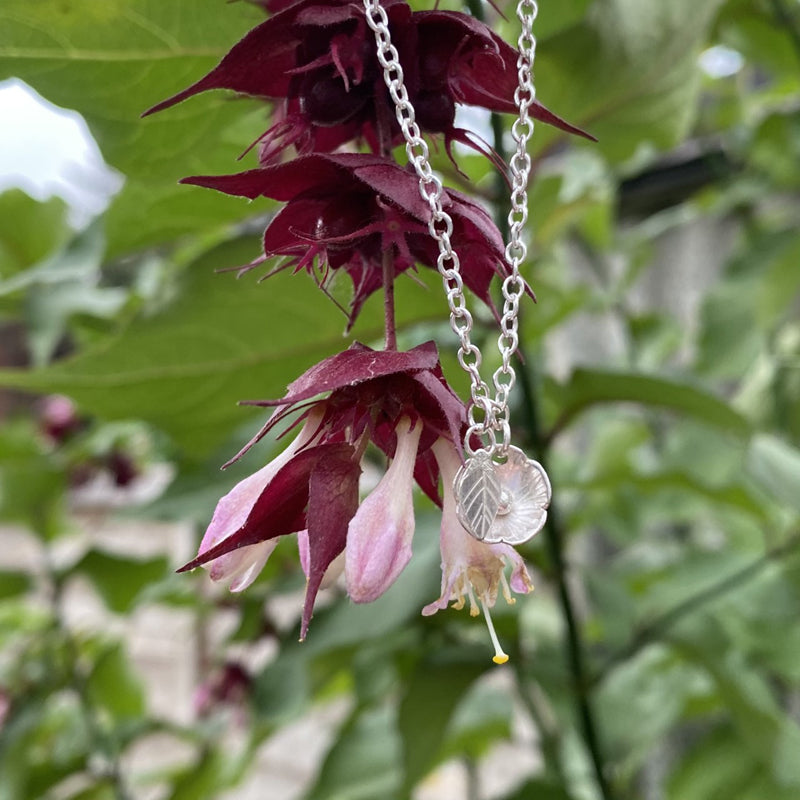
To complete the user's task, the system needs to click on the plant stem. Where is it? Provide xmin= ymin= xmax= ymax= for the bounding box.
xmin=382 ymin=247 xmax=397 ymax=350
xmin=518 ymin=351 xmax=614 ymax=800
xmin=376 ymin=94 xmax=398 ymax=350
xmin=467 ymin=2 xmax=611 ymax=791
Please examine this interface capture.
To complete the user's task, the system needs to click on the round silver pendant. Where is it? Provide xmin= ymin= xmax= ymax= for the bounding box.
xmin=454 ymin=446 xmax=552 ymax=545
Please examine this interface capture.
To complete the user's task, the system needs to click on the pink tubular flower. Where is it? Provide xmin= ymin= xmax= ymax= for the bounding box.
xmin=182 ymin=152 xmax=524 ymax=328
xmin=179 ymin=341 xmax=467 ymax=639
xmin=345 ymin=416 xmax=422 ymax=602
xmin=423 ymin=438 xmax=534 ymax=664
xmin=143 ymin=0 xmax=593 ymax=164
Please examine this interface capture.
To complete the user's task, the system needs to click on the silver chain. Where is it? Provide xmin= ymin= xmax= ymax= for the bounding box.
xmin=363 ymin=0 xmax=538 ymax=458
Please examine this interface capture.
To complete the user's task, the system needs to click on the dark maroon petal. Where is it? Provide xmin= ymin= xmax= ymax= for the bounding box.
xmin=295 ymin=2 xmax=364 ymax=27
xmin=416 ymin=10 xmax=498 ymax=41
xmin=350 ymin=161 xmax=430 ymax=223
xmin=300 ymin=448 xmax=361 ymax=638
xmin=181 ymin=156 xmax=350 ymax=202
xmin=445 ymin=188 xmax=506 ymax=259
xmin=250 ymin=341 xmax=440 ymax=408
xmin=143 ymin=17 xmax=299 ymax=116
xmin=412 ymin=368 xmax=466 ymax=451
xmin=531 ymin=100 xmax=597 ymax=142
xmin=262 ymin=199 xmax=330 ymax=257
xmin=413 ymin=445 xmax=442 ymax=507
xmin=266 ymin=194 xmax=378 ymax=255
xmin=178 ymin=443 xmax=346 ymax=571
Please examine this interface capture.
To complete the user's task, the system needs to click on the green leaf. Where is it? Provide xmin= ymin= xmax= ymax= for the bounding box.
xmin=0 ymin=237 xmax=352 ymax=455
xmin=252 ymin=653 xmax=309 ymax=724
xmin=0 ymin=691 xmax=91 ymax=800
xmin=0 ymin=189 xmax=69 ymax=278
xmin=439 ymin=680 xmax=513 ymax=762
xmin=573 ymin=468 xmax=768 ymax=519
xmin=536 ymin=0 xmax=593 ymax=41
xmin=398 ymin=653 xmax=485 ymax=792
xmin=746 ymin=434 xmax=800 ymax=513
xmin=86 ymin=643 xmax=146 ymax=722
xmin=304 ymin=705 xmax=402 ymax=800
xmin=534 ymin=0 xmax=725 ymax=161
xmin=0 ymin=570 xmax=31 ymax=600
xmin=674 ymin=622 xmax=800 ymax=787
xmin=73 ymin=549 xmax=168 ymax=613
xmin=751 ymin=112 xmax=800 ymax=188
xmin=715 ymin=2 xmax=800 ymax=84
xmin=62 ymin=783 xmax=118 ymax=800
xmin=0 ymin=421 xmax=65 ymax=538
xmin=168 ymin=748 xmax=247 ymax=800
xmin=667 ymin=726 xmax=761 ymax=800
xmin=596 ymin=647 xmax=708 ymax=773
xmin=546 ymin=369 xmax=751 ymax=438
xmin=2 ymin=223 xmax=127 ymax=366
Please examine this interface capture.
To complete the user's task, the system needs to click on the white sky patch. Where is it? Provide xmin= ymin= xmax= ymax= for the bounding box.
xmin=452 ymin=104 xmax=495 ymax=156
xmin=699 ymin=45 xmax=745 ymax=79
xmin=0 ymin=79 xmax=123 ymax=227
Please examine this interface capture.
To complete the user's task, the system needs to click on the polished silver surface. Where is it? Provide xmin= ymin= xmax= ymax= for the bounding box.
xmin=455 ymin=447 xmax=551 ymax=545
xmin=454 ymin=449 xmax=502 ymax=541
xmin=483 ymin=446 xmax=551 ymax=545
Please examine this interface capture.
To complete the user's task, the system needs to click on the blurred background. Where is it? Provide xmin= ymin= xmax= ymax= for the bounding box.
xmin=0 ymin=0 xmax=799 ymax=798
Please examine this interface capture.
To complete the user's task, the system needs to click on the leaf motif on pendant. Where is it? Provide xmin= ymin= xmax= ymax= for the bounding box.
xmin=454 ymin=450 xmax=502 ymax=541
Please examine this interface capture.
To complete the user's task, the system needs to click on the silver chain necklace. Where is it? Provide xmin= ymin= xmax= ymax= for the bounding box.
xmin=364 ymin=0 xmax=552 ymax=545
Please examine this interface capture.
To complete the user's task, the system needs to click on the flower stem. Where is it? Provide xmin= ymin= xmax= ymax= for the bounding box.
xmin=382 ymin=247 xmax=397 ymax=350
xmin=376 ymin=92 xmax=398 ymax=350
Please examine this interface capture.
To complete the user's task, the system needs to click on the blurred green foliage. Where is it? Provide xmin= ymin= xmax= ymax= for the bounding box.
xmin=0 ymin=0 xmax=799 ymax=798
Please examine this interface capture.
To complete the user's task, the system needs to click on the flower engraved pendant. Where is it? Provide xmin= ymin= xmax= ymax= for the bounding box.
xmin=454 ymin=446 xmax=552 ymax=545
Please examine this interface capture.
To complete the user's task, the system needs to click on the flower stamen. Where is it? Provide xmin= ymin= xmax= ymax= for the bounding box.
xmin=480 ymin=599 xmax=509 ymax=665
xmin=500 ymin=571 xmax=515 ymax=606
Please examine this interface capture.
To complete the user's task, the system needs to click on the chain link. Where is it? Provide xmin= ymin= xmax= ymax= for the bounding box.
xmin=363 ymin=0 xmax=537 ymax=457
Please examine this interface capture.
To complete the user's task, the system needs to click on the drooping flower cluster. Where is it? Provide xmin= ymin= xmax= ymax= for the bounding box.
xmin=145 ymin=0 xmax=592 ymax=165
xmin=179 ymin=343 xmax=532 ymax=659
xmin=182 ymin=152 xmax=520 ymax=327
xmin=147 ymin=0 xmax=582 ymax=658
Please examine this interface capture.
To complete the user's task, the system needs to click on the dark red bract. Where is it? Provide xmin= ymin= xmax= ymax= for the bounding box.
xmin=183 ymin=152 xmax=528 ymax=328
xmin=179 ymin=342 xmax=466 ymax=637
xmin=144 ymin=0 xmax=594 ymax=164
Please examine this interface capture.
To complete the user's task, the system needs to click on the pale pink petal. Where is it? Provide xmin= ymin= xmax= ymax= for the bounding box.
xmin=496 ymin=544 xmax=534 ymax=595
xmin=206 ymin=539 xmax=279 ymax=591
xmin=345 ymin=418 xmax=422 ymax=603
xmin=422 ymin=578 xmax=455 ymax=616
xmin=200 ymin=460 xmax=284 ymax=555
xmin=297 ymin=528 xmax=310 ymax=577
xmin=298 ymin=529 xmax=345 ymax=590
xmin=200 ymin=410 xmax=322 ymax=588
